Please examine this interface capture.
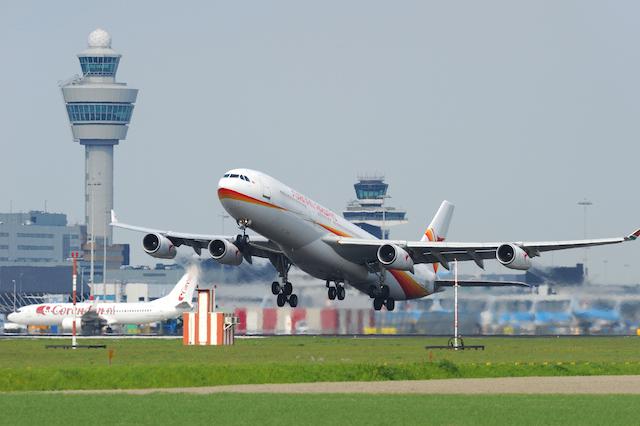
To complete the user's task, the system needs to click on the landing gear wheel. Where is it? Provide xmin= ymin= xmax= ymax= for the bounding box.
xmin=328 ymin=286 xmax=337 ymax=300
xmin=385 ymin=298 xmax=395 ymax=311
xmin=288 ymin=294 xmax=298 ymax=307
xmin=380 ymin=285 xmax=390 ymax=298
xmin=271 ymin=281 xmax=281 ymax=295
xmin=368 ymin=286 xmax=377 ymax=298
xmin=337 ymin=286 xmax=346 ymax=301
xmin=283 ymin=282 xmax=293 ymax=296
xmin=373 ymin=298 xmax=384 ymax=311
xmin=276 ymin=293 xmax=287 ymax=307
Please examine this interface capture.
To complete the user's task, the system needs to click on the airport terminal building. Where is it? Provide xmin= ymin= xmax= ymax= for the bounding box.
xmin=0 ymin=211 xmax=82 ymax=296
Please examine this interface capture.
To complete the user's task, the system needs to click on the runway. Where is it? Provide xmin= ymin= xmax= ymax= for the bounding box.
xmin=49 ymin=375 xmax=640 ymax=395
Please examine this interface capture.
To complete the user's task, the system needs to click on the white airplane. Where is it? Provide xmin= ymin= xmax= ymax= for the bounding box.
xmin=6 ymin=267 xmax=199 ymax=334
xmin=112 ymin=168 xmax=639 ymax=311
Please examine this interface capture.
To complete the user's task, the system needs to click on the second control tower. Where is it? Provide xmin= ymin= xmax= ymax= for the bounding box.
xmin=61 ymin=29 xmax=138 ymax=244
xmin=343 ymin=175 xmax=408 ymax=239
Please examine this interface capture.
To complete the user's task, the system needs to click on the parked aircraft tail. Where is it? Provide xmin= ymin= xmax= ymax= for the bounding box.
xmin=159 ymin=265 xmax=199 ymax=307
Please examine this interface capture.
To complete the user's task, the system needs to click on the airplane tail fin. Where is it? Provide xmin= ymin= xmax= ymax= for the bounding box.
xmin=421 ymin=200 xmax=455 ymax=273
xmin=421 ymin=200 xmax=454 ymax=243
xmin=161 ymin=265 xmax=200 ymax=308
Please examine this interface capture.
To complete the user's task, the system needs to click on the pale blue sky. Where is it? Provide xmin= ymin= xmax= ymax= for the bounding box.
xmin=1 ymin=1 xmax=638 ymax=283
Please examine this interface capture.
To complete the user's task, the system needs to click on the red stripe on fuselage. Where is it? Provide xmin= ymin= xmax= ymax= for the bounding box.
xmin=388 ymin=269 xmax=429 ymax=299
xmin=317 ymin=223 xmax=352 ymax=237
xmin=217 ymin=188 xmax=285 ymax=210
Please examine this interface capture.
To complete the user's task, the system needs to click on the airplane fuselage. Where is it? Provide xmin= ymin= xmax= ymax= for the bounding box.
xmin=218 ymin=169 xmax=436 ymax=301
xmin=7 ymin=268 xmax=199 ymax=329
xmin=7 ymin=301 xmax=186 ymax=327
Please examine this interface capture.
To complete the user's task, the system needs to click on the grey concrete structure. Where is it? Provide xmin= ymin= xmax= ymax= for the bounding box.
xmin=61 ymin=29 xmax=138 ymax=244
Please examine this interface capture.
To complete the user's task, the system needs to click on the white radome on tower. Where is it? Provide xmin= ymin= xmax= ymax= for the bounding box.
xmin=88 ymin=28 xmax=111 ymax=48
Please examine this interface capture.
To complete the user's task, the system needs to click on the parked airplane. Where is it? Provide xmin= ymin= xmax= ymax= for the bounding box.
xmin=6 ymin=267 xmax=199 ymax=334
xmin=112 ymin=169 xmax=639 ymax=311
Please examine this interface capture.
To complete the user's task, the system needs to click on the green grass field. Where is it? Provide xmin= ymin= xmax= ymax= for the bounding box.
xmin=2 ymin=393 xmax=640 ymax=425
xmin=1 ymin=336 xmax=640 ymax=391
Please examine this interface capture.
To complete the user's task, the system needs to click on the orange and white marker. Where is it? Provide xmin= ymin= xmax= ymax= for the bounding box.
xmin=183 ymin=288 xmax=236 ymax=346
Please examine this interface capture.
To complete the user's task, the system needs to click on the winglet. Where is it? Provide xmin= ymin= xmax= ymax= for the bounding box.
xmin=625 ymin=229 xmax=640 ymax=241
xmin=110 ymin=209 xmax=118 ymax=225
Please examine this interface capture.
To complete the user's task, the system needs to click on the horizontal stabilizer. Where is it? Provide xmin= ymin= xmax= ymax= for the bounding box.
xmin=175 ymin=301 xmax=192 ymax=310
xmin=435 ymin=280 xmax=530 ymax=287
xmin=626 ymin=229 xmax=640 ymax=241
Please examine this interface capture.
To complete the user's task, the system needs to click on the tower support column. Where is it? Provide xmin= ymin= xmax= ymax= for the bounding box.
xmin=84 ymin=141 xmax=115 ymax=243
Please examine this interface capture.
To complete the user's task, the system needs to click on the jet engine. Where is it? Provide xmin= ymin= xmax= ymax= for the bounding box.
xmin=496 ymin=243 xmax=532 ymax=270
xmin=61 ymin=317 xmax=82 ymax=332
xmin=208 ymin=239 xmax=243 ymax=266
xmin=377 ymin=244 xmax=414 ymax=273
xmin=142 ymin=233 xmax=177 ymax=259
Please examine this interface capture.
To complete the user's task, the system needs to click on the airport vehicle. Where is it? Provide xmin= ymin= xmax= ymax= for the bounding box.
xmin=6 ymin=267 xmax=198 ymax=334
xmin=112 ymin=168 xmax=639 ymax=311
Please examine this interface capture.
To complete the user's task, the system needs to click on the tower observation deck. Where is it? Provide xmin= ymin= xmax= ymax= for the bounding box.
xmin=61 ymin=29 xmax=138 ymax=244
xmin=342 ymin=175 xmax=408 ymax=239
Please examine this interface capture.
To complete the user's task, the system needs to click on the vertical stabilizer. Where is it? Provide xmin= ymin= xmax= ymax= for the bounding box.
xmin=421 ymin=201 xmax=455 ymax=272
xmin=161 ymin=265 xmax=200 ymax=307
xmin=421 ymin=200 xmax=455 ymax=242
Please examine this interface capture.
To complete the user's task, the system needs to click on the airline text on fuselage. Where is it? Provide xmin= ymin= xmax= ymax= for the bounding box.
xmin=36 ymin=305 xmax=116 ymax=316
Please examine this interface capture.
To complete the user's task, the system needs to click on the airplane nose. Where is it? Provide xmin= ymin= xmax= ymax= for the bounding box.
xmin=217 ymin=176 xmax=226 ymax=190
xmin=7 ymin=312 xmax=16 ymax=322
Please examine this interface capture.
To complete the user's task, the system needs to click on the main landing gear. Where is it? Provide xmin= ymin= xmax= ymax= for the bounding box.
xmin=270 ymin=254 xmax=298 ymax=308
xmin=271 ymin=280 xmax=298 ymax=307
xmin=326 ymin=280 xmax=346 ymax=301
xmin=368 ymin=283 xmax=395 ymax=312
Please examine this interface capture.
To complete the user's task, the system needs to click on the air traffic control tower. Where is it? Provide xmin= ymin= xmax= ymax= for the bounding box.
xmin=61 ymin=29 xmax=138 ymax=245
xmin=343 ymin=176 xmax=408 ymax=239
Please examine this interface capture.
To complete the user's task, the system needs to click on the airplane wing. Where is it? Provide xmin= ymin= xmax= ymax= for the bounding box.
xmin=435 ymin=280 xmax=530 ymax=287
xmin=110 ymin=210 xmax=283 ymax=259
xmin=324 ymin=228 xmax=640 ymax=270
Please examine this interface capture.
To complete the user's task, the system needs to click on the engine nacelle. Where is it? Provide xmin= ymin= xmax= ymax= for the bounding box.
xmin=377 ymin=244 xmax=414 ymax=273
xmin=142 ymin=233 xmax=177 ymax=259
xmin=496 ymin=243 xmax=532 ymax=270
xmin=61 ymin=317 xmax=82 ymax=332
xmin=208 ymin=239 xmax=243 ymax=266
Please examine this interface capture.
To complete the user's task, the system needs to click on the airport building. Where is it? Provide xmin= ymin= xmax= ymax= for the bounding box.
xmin=0 ymin=211 xmax=83 ymax=266
xmin=0 ymin=211 xmax=82 ymax=297
xmin=342 ymin=175 xmax=408 ymax=238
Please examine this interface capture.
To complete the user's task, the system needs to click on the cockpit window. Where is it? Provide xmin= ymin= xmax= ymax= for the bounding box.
xmin=224 ymin=173 xmax=251 ymax=182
